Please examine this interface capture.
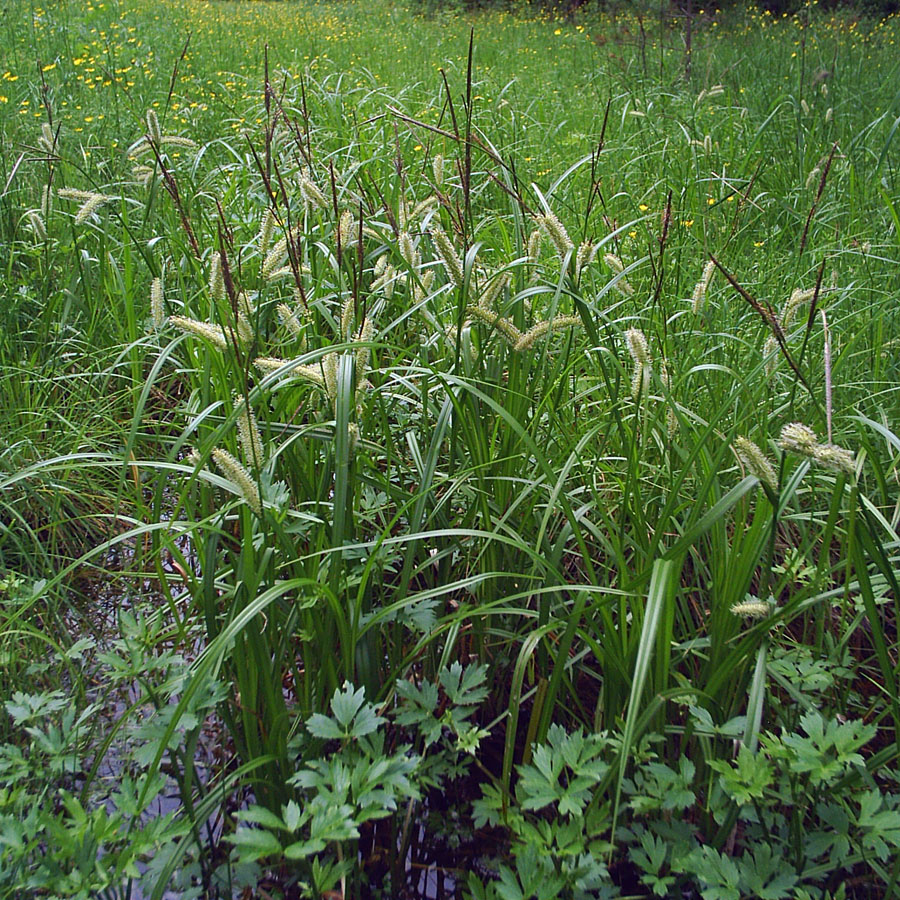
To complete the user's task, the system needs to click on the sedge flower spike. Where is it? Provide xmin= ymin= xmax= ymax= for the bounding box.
xmin=258 ymin=209 xmax=276 ymax=255
xmin=150 ymin=277 xmax=165 ymax=329
xmin=734 ymin=437 xmax=778 ymax=492
xmin=146 ymin=108 xmax=162 ymax=144
xmin=730 ymin=599 xmax=770 ymax=619
xmin=534 ymin=212 xmax=573 ymax=260
xmin=604 ymin=253 xmax=635 ymax=296
xmin=209 ymin=253 xmax=225 ymax=302
xmin=778 ymin=423 xmax=856 ymax=476
xmin=212 ymin=449 xmax=262 ymax=515
xmin=431 ymin=226 xmax=464 ymax=288
xmin=235 ymin=395 xmax=265 ymax=468
xmin=625 ymin=328 xmax=652 ymax=400
xmin=691 ymin=260 xmax=716 ymax=314
xmin=299 ymin=170 xmax=328 ymax=209
xmin=169 ymin=316 xmax=230 ymax=351
xmin=778 ymin=422 xmax=819 ymax=457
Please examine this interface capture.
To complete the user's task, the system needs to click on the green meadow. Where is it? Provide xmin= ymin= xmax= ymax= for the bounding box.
xmin=1 ymin=0 xmax=900 ymax=897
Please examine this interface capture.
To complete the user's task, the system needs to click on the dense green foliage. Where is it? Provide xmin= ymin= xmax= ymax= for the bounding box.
xmin=1 ymin=0 xmax=899 ymax=896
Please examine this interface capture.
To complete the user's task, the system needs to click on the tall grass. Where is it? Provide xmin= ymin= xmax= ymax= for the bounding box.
xmin=1 ymin=0 xmax=899 ymax=895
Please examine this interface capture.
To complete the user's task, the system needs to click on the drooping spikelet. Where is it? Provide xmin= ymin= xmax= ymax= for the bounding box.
xmin=604 ymin=254 xmax=635 ymax=297
xmin=781 ymin=287 xmax=818 ymax=329
xmin=159 ymin=135 xmax=197 ymax=152
xmin=468 ymin=306 xmax=523 ymax=347
xmin=691 ymin=260 xmax=716 ymax=314
xmin=527 ymin=229 xmax=542 ymax=263
xmin=478 ymin=272 xmax=510 ymax=311
xmin=235 ymin=311 xmax=254 ymax=345
xmin=169 ymin=316 xmax=231 ymax=351
xmin=277 ymin=303 xmax=305 ymax=338
xmin=209 ymin=253 xmax=226 ymax=302
xmin=262 ymin=233 xmax=292 ymax=280
xmin=734 ymin=436 xmax=778 ymax=492
xmin=534 ymin=212 xmax=574 ymax=261
xmin=146 ymin=108 xmax=162 ymax=145
xmin=26 ymin=211 xmax=47 ymax=242
xmin=625 ymin=328 xmax=652 ymax=401
xmin=730 ymin=598 xmax=770 ymax=619
xmin=337 ymin=210 xmax=355 ymax=251
xmin=413 ymin=269 xmax=434 ymax=305
xmin=212 ymin=448 xmax=262 ymax=515
xmin=432 ymin=154 xmax=444 ymax=186
xmin=604 ymin=253 xmax=625 ymax=275
xmin=399 ymin=231 xmax=417 ymax=269
xmin=322 ymin=353 xmax=339 ymax=403
xmin=258 ymin=209 xmax=276 ymax=256
xmin=431 ymin=226 xmax=464 ymax=288
xmin=59 ymin=189 xmax=110 ymax=225
xmin=39 ymin=123 xmax=55 ymax=154
xmin=299 ymin=169 xmax=328 ymax=209
xmin=150 ymin=276 xmax=165 ymax=329
xmin=763 ymin=335 xmax=779 ymax=379
xmin=235 ymin=395 xmax=265 ymax=468
xmin=340 ymin=297 xmax=355 ymax=341
xmin=574 ymin=241 xmax=599 ymax=280
xmin=254 ymin=356 xmax=326 ymax=388
xmin=778 ymin=424 xmax=858 ymax=476
xmin=513 ymin=316 xmax=582 ymax=352
xmin=409 ymin=196 xmax=438 ymax=224
xmin=132 ymin=164 xmax=154 ymax=187
xmin=813 ymin=443 xmax=855 ymax=475
xmin=805 ymin=167 xmax=821 ymax=191
xmin=777 ymin=422 xmax=819 ymax=457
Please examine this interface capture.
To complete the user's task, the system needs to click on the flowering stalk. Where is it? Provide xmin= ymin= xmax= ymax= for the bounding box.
xmin=212 ymin=448 xmax=262 ymax=515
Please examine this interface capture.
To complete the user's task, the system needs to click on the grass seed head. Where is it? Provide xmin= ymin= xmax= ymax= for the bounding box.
xmin=534 ymin=212 xmax=573 ymax=260
xmin=235 ymin=395 xmax=265 ymax=468
xmin=734 ymin=436 xmax=778 ymax=492
xmin=150 ymin=276 xmax=165 ymax=329
xmin=431 ymin=226 xmax=464 ymax=288
xmin=212 ymin=448 xmax=261 ymax=515
xmin=778 ymin=422 xmax=818 ymax=457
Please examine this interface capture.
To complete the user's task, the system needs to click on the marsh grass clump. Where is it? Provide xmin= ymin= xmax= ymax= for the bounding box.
xmin=2 ymin=4 xmax=900 ymax=898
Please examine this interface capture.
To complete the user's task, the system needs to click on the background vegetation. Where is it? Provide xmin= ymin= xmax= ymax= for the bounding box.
xmin=1 ymin=0 xmax=899 ymax=897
